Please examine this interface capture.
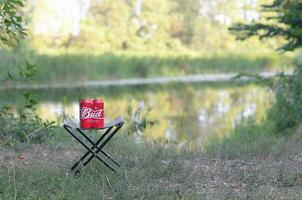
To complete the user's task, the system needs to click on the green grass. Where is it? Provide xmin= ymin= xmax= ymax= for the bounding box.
xmin=0 ymin=135 xmax=201 ymax=199
xmin=204 ymin=119 xmax=285 ymax=159
xmin=1 ymin=132 xmax=302 ymax=199
xmin=0 ymin=48 xmax=291 ymax=84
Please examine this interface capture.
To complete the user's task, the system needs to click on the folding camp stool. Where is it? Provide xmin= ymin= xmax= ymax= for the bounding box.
xmin=63 ymin=116 xmax=124 ymax=173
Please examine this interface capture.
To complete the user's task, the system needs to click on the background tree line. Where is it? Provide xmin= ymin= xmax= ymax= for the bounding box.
xmin=20 ymin=0 xmax=279 ymax=52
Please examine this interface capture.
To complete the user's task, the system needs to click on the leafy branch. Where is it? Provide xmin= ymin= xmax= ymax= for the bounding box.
xmin=229 ymin=0 xmax=302 ymax=51
xmin=0 ymin=0 xmax=26 ymax=46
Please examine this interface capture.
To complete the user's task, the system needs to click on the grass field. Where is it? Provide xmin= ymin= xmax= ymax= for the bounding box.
xmin=0 ymin=49 xmax=291 ymax=84
xmin=1 ymin=129 xmax=302 ymax=200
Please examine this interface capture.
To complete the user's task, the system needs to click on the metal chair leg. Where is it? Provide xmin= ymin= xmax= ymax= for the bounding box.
xmin=82 ymin=123 xmax=124 ymax=167
xmin=63 ymin=124 xmax=115 ymax=172
xmin=75 ymin=127 xmax=121 ymax=167
xmin=70 ymin=127 xmax=113 ymax=170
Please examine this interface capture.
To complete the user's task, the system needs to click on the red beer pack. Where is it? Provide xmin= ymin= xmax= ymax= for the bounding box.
xmin=80 ymin=99 xmax=104 ymax=129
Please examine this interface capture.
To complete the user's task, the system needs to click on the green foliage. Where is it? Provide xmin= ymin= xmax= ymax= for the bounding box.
xmin=125 ymin=103 xmax=158 ymax=136
xmin=206 ymin=65 xmax=302 ymax=156
xmin=0 ymin=49 xmax=289 ymax=84
xmin=268 ymin=64 xmax=302 ymax=135
xmin=17 ymin=60 xmax=37 ymax=80
xmin=0 ymin=0 xmax=26 ymax=46
xmin=25 ymin=0 xmax=280 ymax=52
xmin=0 ymin=92 xmax=55 ymax=145
xmin=0 ymin=55 xmax=53 ymax=145
xmin=228 ymin=0 xmax=302 ymax=139
xmin=0 ymin=0 xmax=54 ymax=145
xmin=6 ymin=60 xmax=37 ymax=81
xmin=230 ymin=0 xmax=302 ymax=51
xmin=205 ymin=118 xmax=283 ymax=158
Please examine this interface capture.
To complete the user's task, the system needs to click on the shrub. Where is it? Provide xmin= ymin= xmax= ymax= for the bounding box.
xmin=268 ymin=64 xmax=302 ymax=135
xmin=0 ymin=92 xmax=55 ymax=146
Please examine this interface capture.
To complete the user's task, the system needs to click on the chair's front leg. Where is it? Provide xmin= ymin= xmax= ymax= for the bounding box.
xmin=82 ymin=122 xmax=124 ymax=167
xmin=70 ymin=127 xmax=114 ymax=171
xmin=99 ymin=150 xmax=121 ymax=167
xmin=63 ymin=124 xmax=115 ymax=172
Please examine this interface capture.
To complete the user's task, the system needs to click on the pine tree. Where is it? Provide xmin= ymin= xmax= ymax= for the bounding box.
xmin=230 ymin=0 xmax=302 ymax=51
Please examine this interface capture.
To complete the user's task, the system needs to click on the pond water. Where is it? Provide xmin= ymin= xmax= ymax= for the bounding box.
xmin=2 ymin=82 xmax=273 ymax=147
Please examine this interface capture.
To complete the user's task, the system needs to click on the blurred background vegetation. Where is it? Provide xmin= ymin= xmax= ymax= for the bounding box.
xmin=1 ymin=1 xmax=302 ymax=198
xmin=0 ymin=0 xmax=301 ymax=153
xmin=21 ymin=0 xmax=282 ymax=52
xmin=0 ymin=0 xmax=296 ymax=84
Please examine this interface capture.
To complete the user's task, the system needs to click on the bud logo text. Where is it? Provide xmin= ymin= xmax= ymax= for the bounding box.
xmin=80 ymin=107 xmax=104 ymax=119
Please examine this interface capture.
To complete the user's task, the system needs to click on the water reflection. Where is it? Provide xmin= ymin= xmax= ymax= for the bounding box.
xmin=4 ymin=83 xmax=273 ymax=146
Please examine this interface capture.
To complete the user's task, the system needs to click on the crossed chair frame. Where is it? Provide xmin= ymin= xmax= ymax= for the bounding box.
xmin=63 ymin=116 xmax=124 ymax=173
